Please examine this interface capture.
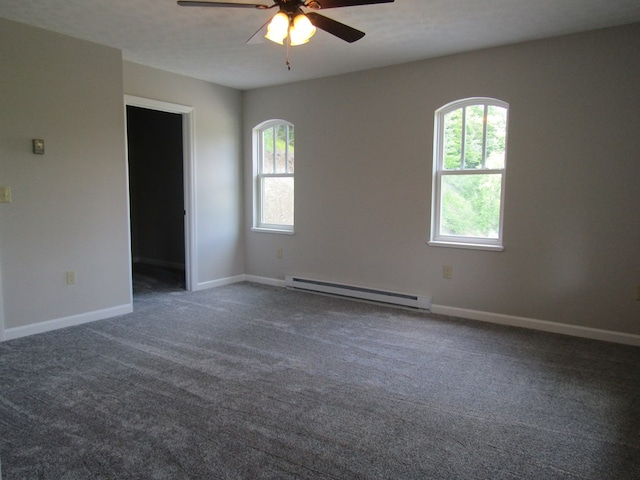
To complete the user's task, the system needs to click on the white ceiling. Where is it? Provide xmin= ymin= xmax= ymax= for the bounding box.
xmin=1 ymin=0 xmax=639 ymax=90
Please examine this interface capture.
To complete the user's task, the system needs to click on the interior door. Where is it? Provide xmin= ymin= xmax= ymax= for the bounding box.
xmin=126 ymin=105 xmax=186 ymax=291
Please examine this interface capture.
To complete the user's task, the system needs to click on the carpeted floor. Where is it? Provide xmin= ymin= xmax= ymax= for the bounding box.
xmin=132 ymin=263 xmax=186 ymax=294
xmin=1 ymin=282 xmax=640 ymax=479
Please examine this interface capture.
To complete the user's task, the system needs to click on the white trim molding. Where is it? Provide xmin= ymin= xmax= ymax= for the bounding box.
xmin=124 ymin=95 xmax=197 ymax=292
xmin=195 ymin=275 xmax=285 ymax=291
xmin=245 ymin=275 xmax=286 ymax=288
xmin=194 ymin=275 xmax=248 ymax=291
xmin=431 ymin=304 xmax=640 ymax=347
xmin=3 ymin=304 xmax=133 ymax=341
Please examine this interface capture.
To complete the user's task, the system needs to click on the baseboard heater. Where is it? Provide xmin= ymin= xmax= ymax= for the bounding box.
xmin=285 ymin=275 xmax=431 ymax=311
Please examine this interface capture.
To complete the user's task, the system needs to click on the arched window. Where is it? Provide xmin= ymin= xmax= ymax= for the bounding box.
xmin=430 ymin=98 xmax=509 ymax=250
xmin=252 ymin=120 xmax=295 ymax=233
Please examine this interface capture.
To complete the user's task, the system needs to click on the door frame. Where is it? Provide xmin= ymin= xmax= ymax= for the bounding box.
xmin=124 ymin=95 xmax=197 ymax=291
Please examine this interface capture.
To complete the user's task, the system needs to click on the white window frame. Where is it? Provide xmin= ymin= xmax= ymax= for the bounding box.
xmin=429 ymin=98 xmax=508 ymax=251
xmin=252 ymin=119 xmax=295 ymax=234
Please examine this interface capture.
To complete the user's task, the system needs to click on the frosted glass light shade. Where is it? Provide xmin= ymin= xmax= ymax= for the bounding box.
xmin=265 ymin=12 xmax=290 ymax=45
xmin=289 ymin=14 xmax=316 ymax=46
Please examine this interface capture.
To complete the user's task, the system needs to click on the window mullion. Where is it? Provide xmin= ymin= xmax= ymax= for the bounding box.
xmin=461 ymin=106 xmax=467 ymax=169
xmin=482 ymin=104 xmax=488 ymax=168
xmin=258 ymin=134 xmax=264 ymax=175
xmin=259 ymin=175 xmax=266 ymax=224
xmin=437 ymin=112 xmax=445 ymax=170
xmin=271 ymin=127 xmax=276 ymax=174
xmin=285 ymin=125 xmax=289 ymax=174
xmin=261 ymin=173 xmax=293 ymax=178
xmin=441 ymin=168 xmax=502 ymax=176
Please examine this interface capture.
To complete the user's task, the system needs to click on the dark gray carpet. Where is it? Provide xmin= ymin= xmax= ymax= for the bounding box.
xmin=1 ymin=282 xmax=640 ymax=479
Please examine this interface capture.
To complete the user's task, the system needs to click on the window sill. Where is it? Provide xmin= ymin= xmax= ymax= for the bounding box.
xmin=428 ymin=240 xmax=504 ymax=252
xmin=252 ymin=227 xmax=295 ymax=235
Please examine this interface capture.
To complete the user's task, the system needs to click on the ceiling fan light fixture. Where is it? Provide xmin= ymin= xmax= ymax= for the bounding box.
xmin=289 ymin=14 xmax=316 ymax=46
xmin=265 ymin=11 xmax=289 ymax=45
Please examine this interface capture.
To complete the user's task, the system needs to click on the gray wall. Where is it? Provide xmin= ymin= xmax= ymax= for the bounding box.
xmin=123 ymin=62 xmax=245 ymax=288
xmin=0 ymin=18 xmax=132 ymax=330
xmin=243 ymin=24 xmax=640 ymax=335
xmin=0 ymin=19 xmax=244 ymax=336
xmin=1 ymin=15 xmax=638 ymax=340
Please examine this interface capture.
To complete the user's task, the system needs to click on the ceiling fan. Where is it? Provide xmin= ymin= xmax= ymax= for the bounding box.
xmin=177 ymin=1 xmax=395 ymax=49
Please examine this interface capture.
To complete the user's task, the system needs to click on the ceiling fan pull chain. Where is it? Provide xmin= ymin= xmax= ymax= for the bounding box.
xmin=286 ymin=35 xmax=292 ymax=70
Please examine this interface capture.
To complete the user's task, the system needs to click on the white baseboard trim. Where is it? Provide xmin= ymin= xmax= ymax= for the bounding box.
xmin=6 ymin=277 xmax=637 ymax=347
xmin=245 ymin=275 xmax=640 ymax=347
xmin=431 ymin=304 xmax=640 ymax=347
xmin=194 ymin=274 xmax=247 ymax=291
xmin=194 ymin=274 xmax=286 ymax=291
xmin=242 ymin=276 xmax=640 ymax=346
xmin=3 ymin=304 xmax=133 ymax=342
xmin=245 ymin=275 xmax=286 ymax=288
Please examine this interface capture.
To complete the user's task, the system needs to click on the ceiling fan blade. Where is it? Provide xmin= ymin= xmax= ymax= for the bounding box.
xmin=177 ymin=1 xmax=271 ymax=9
xmin=246 ymin=19 xmax=270 ymax=44
xmin=310 ymin=0 xmax=394 ymax=9
xmin=306 ymin=12 xmax=365 ymax=43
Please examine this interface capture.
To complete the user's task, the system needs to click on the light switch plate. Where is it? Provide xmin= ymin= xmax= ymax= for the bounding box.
xmin=32 ymin=138 xmax=45 ymax=154
xmin=0 ymin=186 xmax=11 ymax=203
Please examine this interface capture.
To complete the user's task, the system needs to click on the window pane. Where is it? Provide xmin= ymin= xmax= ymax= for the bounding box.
xmin=486 ymin=105 xmax=507 ymax=169
xmin=274 ymin=125 xmax=287 ymax=173
xmin=443 ymin=109 xmax=462 ymax=170
xmin=261 ymin=177 xmax=294 ymax=226
xmin=464 ymin=105 xmax=485 ymax=169
xmin=440 ymin=173 xmax=502 ymax=238
xmin=287 ymin=126 xmax=295 ymax=174
xmin=264 ymin=125 xmax=294 ymax=175
xmin=261 ymin=127 xmax=275 ymax=174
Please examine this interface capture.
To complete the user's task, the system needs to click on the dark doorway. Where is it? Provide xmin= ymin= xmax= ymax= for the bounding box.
xmin=126 ymin=106 xmax=186 ymax=293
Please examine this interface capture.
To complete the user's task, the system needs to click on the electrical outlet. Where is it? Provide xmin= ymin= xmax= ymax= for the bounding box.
xmin=276 ymin=248 xmax=283 ymax=259
xmin=443 ymin=265 xmax=453 ymax=280
xmin=66 ymin=271 xmax=76 ymax=285
xmin=0 ymin=186 xmax=11 ymax=203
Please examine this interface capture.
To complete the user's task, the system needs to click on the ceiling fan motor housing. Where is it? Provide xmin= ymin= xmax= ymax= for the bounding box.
xmin=277 ymin=0 xmax=308 ymax=15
